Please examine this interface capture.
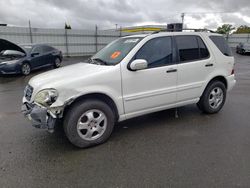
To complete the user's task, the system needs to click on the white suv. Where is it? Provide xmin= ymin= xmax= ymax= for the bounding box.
xmin=22 ymin=32 xmax=236 ymax=148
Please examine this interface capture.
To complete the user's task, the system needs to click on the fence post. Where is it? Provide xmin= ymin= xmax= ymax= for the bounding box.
xmin=28 ymin=20 xmax=33 ymax=44
xmin=95 ymin=25 xmax=98 ymax=52
xmin=120 ymin=26 xmax=122 ymax=37
xmin=65 ymin=29 xmax=69 ymax=57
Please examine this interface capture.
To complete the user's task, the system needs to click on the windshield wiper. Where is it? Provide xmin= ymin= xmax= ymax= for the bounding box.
xmin=92 ymin=58 xmax=108 ymax=65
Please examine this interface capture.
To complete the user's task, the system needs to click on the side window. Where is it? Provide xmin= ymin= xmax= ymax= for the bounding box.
xmin=209 ymin=36 xmax=233 ymax=56
xmin=197 ymin=36 xmax=209 ymax=59
xmin=175 ymin=35 xmax=199 ymax=62
xmin=42 ymin=46 xmax=54 ymax=53
xmin=32 ymin=46 xmax=43 ymax=54
xmin=135 ymin=37 xmax=173 ymax=68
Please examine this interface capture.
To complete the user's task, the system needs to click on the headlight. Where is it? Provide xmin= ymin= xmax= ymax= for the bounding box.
xmin=34 ymin=89 xmax=58 ymax=107
xmin=5 ymin=60 xmax=19 ymax=65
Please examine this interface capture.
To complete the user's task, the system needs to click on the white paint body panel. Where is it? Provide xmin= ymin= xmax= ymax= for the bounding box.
xmin=23 ymin=32 xmax=236 ymax=122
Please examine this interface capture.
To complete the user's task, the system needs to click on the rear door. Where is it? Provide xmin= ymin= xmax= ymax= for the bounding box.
xmin=175 ymin=35 xmax=215 ymax=102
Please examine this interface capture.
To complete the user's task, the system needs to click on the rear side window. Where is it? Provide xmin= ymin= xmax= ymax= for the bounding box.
xmin=42 ymin=46 xmax=54 ymax=53
xmin=197 ymin=37 xmax=209 ymax=58
xmin=135 ymin=37 xmax=173 ymax=68
xmin=209 ymin=36 xmax=233 ymax=56
xmin=175 ymin=35 xmax=209 ymax=63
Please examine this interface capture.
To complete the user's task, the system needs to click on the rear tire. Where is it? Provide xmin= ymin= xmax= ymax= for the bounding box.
xmin=63 ymin=99 xmax=115 ymax=148
xmin=21 ymin=63 xmax=31 ymax=75
xmin=54 ymin=57 xmax=61 ymax=68
xmin=197 ymin=81 xmax=226 ymax=114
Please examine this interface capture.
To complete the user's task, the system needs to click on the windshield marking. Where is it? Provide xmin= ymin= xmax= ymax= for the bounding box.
xmin=110 ymin=51 xmax=121 ymax=59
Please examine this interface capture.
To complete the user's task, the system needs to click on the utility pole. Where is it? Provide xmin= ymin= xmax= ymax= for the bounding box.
xmin=28 ymin=20 xmax=33 ymax=44
xmin=181 ymin=13 xmax=185 ymax=29
xmin=95 ymin=25 xmax=98 ymax=52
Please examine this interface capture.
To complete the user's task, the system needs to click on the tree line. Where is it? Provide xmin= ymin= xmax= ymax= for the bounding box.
xmin=216 ymin=24 xmax=250 ymax=34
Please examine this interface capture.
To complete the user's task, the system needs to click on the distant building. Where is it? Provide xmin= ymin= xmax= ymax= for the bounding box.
xmin=120 ymin=25 xmax=167 ymax=33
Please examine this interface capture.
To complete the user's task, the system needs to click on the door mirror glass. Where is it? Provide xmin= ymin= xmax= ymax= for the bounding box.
xmin=129 ymin=59 xmax=148 ymax=71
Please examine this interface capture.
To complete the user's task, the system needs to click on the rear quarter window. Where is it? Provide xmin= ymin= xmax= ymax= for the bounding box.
xmin=209 ymin=36 xmax=233 ymax=57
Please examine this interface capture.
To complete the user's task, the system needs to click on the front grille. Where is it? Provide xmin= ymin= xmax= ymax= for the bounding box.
xmin=24 ymin=85 xmax=33 ymax=101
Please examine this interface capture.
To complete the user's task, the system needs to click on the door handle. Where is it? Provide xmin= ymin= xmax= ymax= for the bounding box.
xmin=205 ymin=63 xmax=213 ymax=67
xmin=166 ymin=68 xmax=177 ymax=73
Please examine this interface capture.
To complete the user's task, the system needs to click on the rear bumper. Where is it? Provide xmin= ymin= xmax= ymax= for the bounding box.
xmin=21 ymin=103 xmax=57 ymax=132
xmin=226 ymin=74 xmax=236 ymax=91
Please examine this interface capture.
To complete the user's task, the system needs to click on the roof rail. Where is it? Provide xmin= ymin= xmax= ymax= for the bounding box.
xmin=152 ymin=28 xmax=216 ymax=34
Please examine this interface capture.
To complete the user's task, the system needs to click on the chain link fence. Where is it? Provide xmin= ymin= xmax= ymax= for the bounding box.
xmin=0 ymin=26 xmax=145 ymax=56
xmin=1 ymin=26 xmax=248 ymax=56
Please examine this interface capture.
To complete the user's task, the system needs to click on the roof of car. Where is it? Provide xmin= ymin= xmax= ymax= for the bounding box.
xmin=122 ymin=31 xmax=221 ymax=39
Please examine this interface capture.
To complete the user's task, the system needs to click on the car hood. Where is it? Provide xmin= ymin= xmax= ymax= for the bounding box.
xmin=0 ymin=38 xmax=26 ymax=54
xmin=29 ymin=63 xmax=114 ymax=89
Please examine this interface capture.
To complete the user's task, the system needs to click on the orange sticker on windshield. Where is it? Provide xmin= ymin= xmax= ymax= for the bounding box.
xmin=110 ymin=51 xmax=121 ymax=59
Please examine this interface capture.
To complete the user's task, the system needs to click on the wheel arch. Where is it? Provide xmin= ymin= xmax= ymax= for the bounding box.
xmin=21 ymin=60 xmax=31 ymax=66
xmin=63 ymin=93 xmax=119 ymax=122
xmin=207 ymin=76 xmax=228 ymax=89
xmin=200 ymin=75 xmax=228 ymax=98
xmin=20 ymin=60 xmax=32 ymax=72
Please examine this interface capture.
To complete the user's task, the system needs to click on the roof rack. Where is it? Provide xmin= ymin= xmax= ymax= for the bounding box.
xmin=152 ymin=28 xmax=216 ymax=34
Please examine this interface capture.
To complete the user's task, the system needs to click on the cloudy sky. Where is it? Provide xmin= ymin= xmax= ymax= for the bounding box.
xmin=0 ymin=0 xmax=250 ymax=30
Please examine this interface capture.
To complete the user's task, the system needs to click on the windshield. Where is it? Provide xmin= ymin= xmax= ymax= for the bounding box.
xmin=91 ymin=37 xmax=142 ymax=65
xmin=20 ymin=45 xmax=32 ymax=53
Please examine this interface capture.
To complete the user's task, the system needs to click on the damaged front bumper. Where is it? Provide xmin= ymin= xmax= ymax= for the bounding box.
xmin=21 ymin=103 xmax=58 ymax=132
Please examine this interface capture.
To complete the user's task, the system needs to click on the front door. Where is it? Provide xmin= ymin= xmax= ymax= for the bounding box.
xmin=30 ymin=46 xmax=45 ymax=68
xmin=121 ymin=36 xmax=178 ymax=116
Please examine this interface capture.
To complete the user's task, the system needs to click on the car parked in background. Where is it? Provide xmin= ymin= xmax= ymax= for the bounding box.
xmin=236 ymin=42 xmax=250 ymax=54
xmin=0 ymin=39 xmax=63 ymax=75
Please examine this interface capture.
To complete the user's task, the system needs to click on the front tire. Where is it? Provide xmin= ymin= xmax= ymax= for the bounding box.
xmin=21 ymin=63 xmax=31 ymax=75
xmin=63 ymin=99 xmax=115 ymax=148
xmin=197 ymin=81 xmax=226 ymax=114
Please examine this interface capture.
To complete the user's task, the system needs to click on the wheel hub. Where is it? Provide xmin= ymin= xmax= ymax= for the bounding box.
xmin=209 ymin=87 xmax=223 ymax=109
xmin=77 ymin=109 xmax=107 ymax=141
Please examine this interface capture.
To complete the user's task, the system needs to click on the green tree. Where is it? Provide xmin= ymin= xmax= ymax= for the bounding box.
xmin=234 ymin=25 xmax=250 ymax=33
xmin=216 ymin=24 xmax=235 ymax=34
xmin=65 ymin=23 xmax=71 ymax=30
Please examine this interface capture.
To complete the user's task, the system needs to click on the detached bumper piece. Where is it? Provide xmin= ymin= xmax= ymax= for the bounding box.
xmin=21 ymin=103 xmax=56 ymax=132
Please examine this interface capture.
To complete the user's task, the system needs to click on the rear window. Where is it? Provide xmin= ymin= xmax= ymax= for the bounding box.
xmin=209 ymin=36 xmax=233 ymax=56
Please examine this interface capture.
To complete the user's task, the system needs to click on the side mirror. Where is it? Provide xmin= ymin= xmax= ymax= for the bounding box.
xmin=129 ymin=59 xmax=148 ymax=71
xmin=31 ymin=52 xmax=39 ymax=57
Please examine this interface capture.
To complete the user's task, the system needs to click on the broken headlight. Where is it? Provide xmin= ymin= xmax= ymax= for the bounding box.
xmin=34 ymin=89 xmax=58 ymax=107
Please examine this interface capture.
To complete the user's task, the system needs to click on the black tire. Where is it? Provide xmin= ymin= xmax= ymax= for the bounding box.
xmin=21 ymin=63 xmax=31 ymax=75
xmin=63 ymin=99 xmax=115 ymax=148
xmin=197 ymin=81 xmax=226 ymax=114
xmin=54 ymin=57 xmax=61 ymax=68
